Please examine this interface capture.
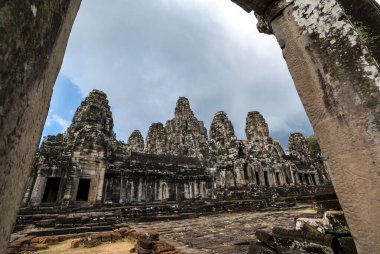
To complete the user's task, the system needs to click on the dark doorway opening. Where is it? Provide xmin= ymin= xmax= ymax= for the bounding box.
xmin=162 ymin=184 xmax=167 ymax=200
xmin=311 ymin=174 xmax=316 ymax=185
xmin=264 ymin=171 xmax=270 ymax=187
xmin=42 ymin=177 xmax=61 ymax=203
xmin=305 ymin=174 xmax=311 ymax=185
xmin=275 ymin=172 xmax=281 ymax=186
xmin=255 ymin=172 xmax=260 ymax=185
xmin=243 ymin=164 xmax=248 ymax=180
xmin=76 ymin=178 xmax=91 ymax=201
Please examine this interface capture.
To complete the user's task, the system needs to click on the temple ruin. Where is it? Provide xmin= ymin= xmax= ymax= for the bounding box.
xmin=21 ymin=90 xmax=329 ymax=208
xmin=1 ymin=0 xmax=379 ymax=253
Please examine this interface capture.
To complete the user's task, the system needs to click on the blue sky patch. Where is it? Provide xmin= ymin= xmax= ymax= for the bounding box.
xmin=42 ymin=74 xmax=83 ymax=139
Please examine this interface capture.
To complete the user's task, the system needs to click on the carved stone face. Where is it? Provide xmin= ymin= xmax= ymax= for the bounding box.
xmin=245 ymin=111 xmax=269 ymax=142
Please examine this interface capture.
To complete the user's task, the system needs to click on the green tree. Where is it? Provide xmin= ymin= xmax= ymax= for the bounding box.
xmin=306 ymin=134 xmax=321 ymax=155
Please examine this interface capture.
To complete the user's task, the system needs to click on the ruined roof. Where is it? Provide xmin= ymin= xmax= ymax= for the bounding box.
xmin=130 ymin=152 xmax=202 ymax=167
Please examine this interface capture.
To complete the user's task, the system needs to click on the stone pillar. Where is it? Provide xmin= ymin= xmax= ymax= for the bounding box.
xmin=62 ymin=175 xmax=75 ymax=207
xmin=29 ymin=174 xmax=46 ymax=206
xmin=0 ymin=1 xmax=81 ymax=252
xmin=290 ymin=171 xmax=296 ymax=185
xmin=21 ymin=175 xmax=37 ymax=207
xmin=71 ymin=177 xmax=80 ymax=202
xmin=119 ymin=174 xmax=126 ymax=204
xmin=95 ymin=163 xmax=106 ymax=204
xmin=138 ymin=177 xmax=143 ymax=202
xmin=232 ymin=0 xmax=380 ymax=252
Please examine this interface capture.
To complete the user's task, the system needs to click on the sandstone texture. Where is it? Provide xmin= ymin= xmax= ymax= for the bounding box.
xmin=2 ymin=1 xmax=378 ymax=254
xmin=145 ymin=123 xmax=167 ymax=155
xmin=165 ymin=97 xmax=209 ymax=160
xmin=232 ymin=0 xmax=380 ymax=253
xmin=127 ymin=130 xmax=145 ymax=153
xmin=0 ymin=1 xmax=81 ymax=253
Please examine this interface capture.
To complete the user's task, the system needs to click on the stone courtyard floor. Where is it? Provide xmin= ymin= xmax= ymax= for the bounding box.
xmin=130 ymin=205 xmax=317 ymax=254
xmin=35 ymin=205 xmax=316 ymax=254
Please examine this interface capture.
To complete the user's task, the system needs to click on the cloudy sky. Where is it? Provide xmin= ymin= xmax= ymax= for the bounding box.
xmin=43 ymin=0 xmax=315 ymax=148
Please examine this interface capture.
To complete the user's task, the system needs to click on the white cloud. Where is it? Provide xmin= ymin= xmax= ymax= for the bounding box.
xmin=60 ymin=0 xmax=313 ymax=146
xmin=46 ymin=114 xmax=70 ymax=132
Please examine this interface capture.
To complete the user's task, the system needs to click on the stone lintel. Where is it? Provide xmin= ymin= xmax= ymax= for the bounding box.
xmin=232 ymin=0 xmax=294 ymax=34
xmin=231 ymin=0 xmax=275 ymax=14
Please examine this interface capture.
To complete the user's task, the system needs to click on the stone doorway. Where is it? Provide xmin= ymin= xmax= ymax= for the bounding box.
xmin=255 ymin=171 xmax=260 ymax=185
xmin=311 ymin=174 xmax=316 ymax=185
xmin=42 ymin=177 xmax=61 ymax=203
xmin=76 ymin=179 xmax=91 ymax=202
xmin=305 ymin=174 xmax=311 ymax=186
xmin=264 ymin=171 xmax=270 ymax=187
xmin=275 ymin=172 xmax=281 ymax=186
xmin=161 ymin=184 xmax=167 ymax=200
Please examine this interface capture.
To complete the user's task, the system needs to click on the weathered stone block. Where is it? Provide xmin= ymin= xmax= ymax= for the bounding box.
xmin=136 ymin=245 xmax=153 ymax=254
xmin=146 ymin=231 xmax=160 ymax=241
xmin=100 ymin=232 xmax=112 ymax=242
xmin=111 ymin=232 xmax=122 ymax=241
xmin=31 ymin=243 xmax=48 ymax=250
xmin=45 ymin=236 xmax=60 ymax=245
xmin=323 ymin=211 xmax=349 ymax=234
xmin=71 ymin=239 xmax=82 ymax=248
xmin=247 ymin=241 xmax=276 ymax=254
xmin=138 ymin=239 xmax=155 ymax=250
xmin=255 ymin=230 xmax=276 ymax=249
xmin=272 ymin=227 xmax=334 ymax=254
xmin=296 ymin=218 xmax=325 ymax=234
xmin=84 ymin=240 xmax=101 ymax=248
xmin=19 ymin=246 xmax=38 ymax=252
xmin=129 ymin=230 xmax=151 ymax=241
xmin=153 ymin=241 xmax=175 ymax=253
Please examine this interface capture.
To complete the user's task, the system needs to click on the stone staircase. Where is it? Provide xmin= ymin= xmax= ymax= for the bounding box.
xmin=14 ymin=186 xmax=337 ymax=236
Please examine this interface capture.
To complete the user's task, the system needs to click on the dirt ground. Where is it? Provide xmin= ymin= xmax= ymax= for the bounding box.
xmin=38 ymin=239 xmax=135 ymax=254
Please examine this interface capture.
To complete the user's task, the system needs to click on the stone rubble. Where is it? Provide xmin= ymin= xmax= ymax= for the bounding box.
xmin=249 ymin=209 xmax=357 ymax=254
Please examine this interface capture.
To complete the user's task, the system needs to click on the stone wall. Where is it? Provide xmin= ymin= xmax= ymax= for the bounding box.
xmin=22 ymin=92 xmax=215 ymax=208
xmin=127 ymin=130 xmax=144 ymax=153
xmin=0 ymin=1 xmax=81 ymax=252
xmin=144 ymin=123 xmax=167 ymax=155
xmin=231 ymin=0 xmax=380 ymax=252
xmin=22 ymin=91 xmax=329 ymax=210
xmin=3 ymin=1 xmax=377 ymax=252
xmin=165 ymin=97 xmax=209 ymax=160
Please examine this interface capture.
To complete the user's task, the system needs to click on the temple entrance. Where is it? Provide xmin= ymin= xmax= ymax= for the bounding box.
xmin=305 ymin=174 xmax=311 ymax=185
xmin=42 ymin=177 xmax=61 ymax=203
xmin=161 ymin=184 xmax=167 ymax=200
xmin=243 ymin=164 xmax=248 ymax=180
xmin=311 ymin=174 xmax=316 ymax=185
xmin=275 ymin=172 xmax=281 ymax=186
xmin=255 ymin=172 xmax=260 ymax=185
xmin=76 ymin=178 xmax=91 ymax=201
xmin=263 ymin=171 xmax=270 ymax=187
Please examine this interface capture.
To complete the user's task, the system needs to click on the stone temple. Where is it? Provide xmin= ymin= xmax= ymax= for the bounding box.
xmin=21 ymin=90 xmax=330 ymax=207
